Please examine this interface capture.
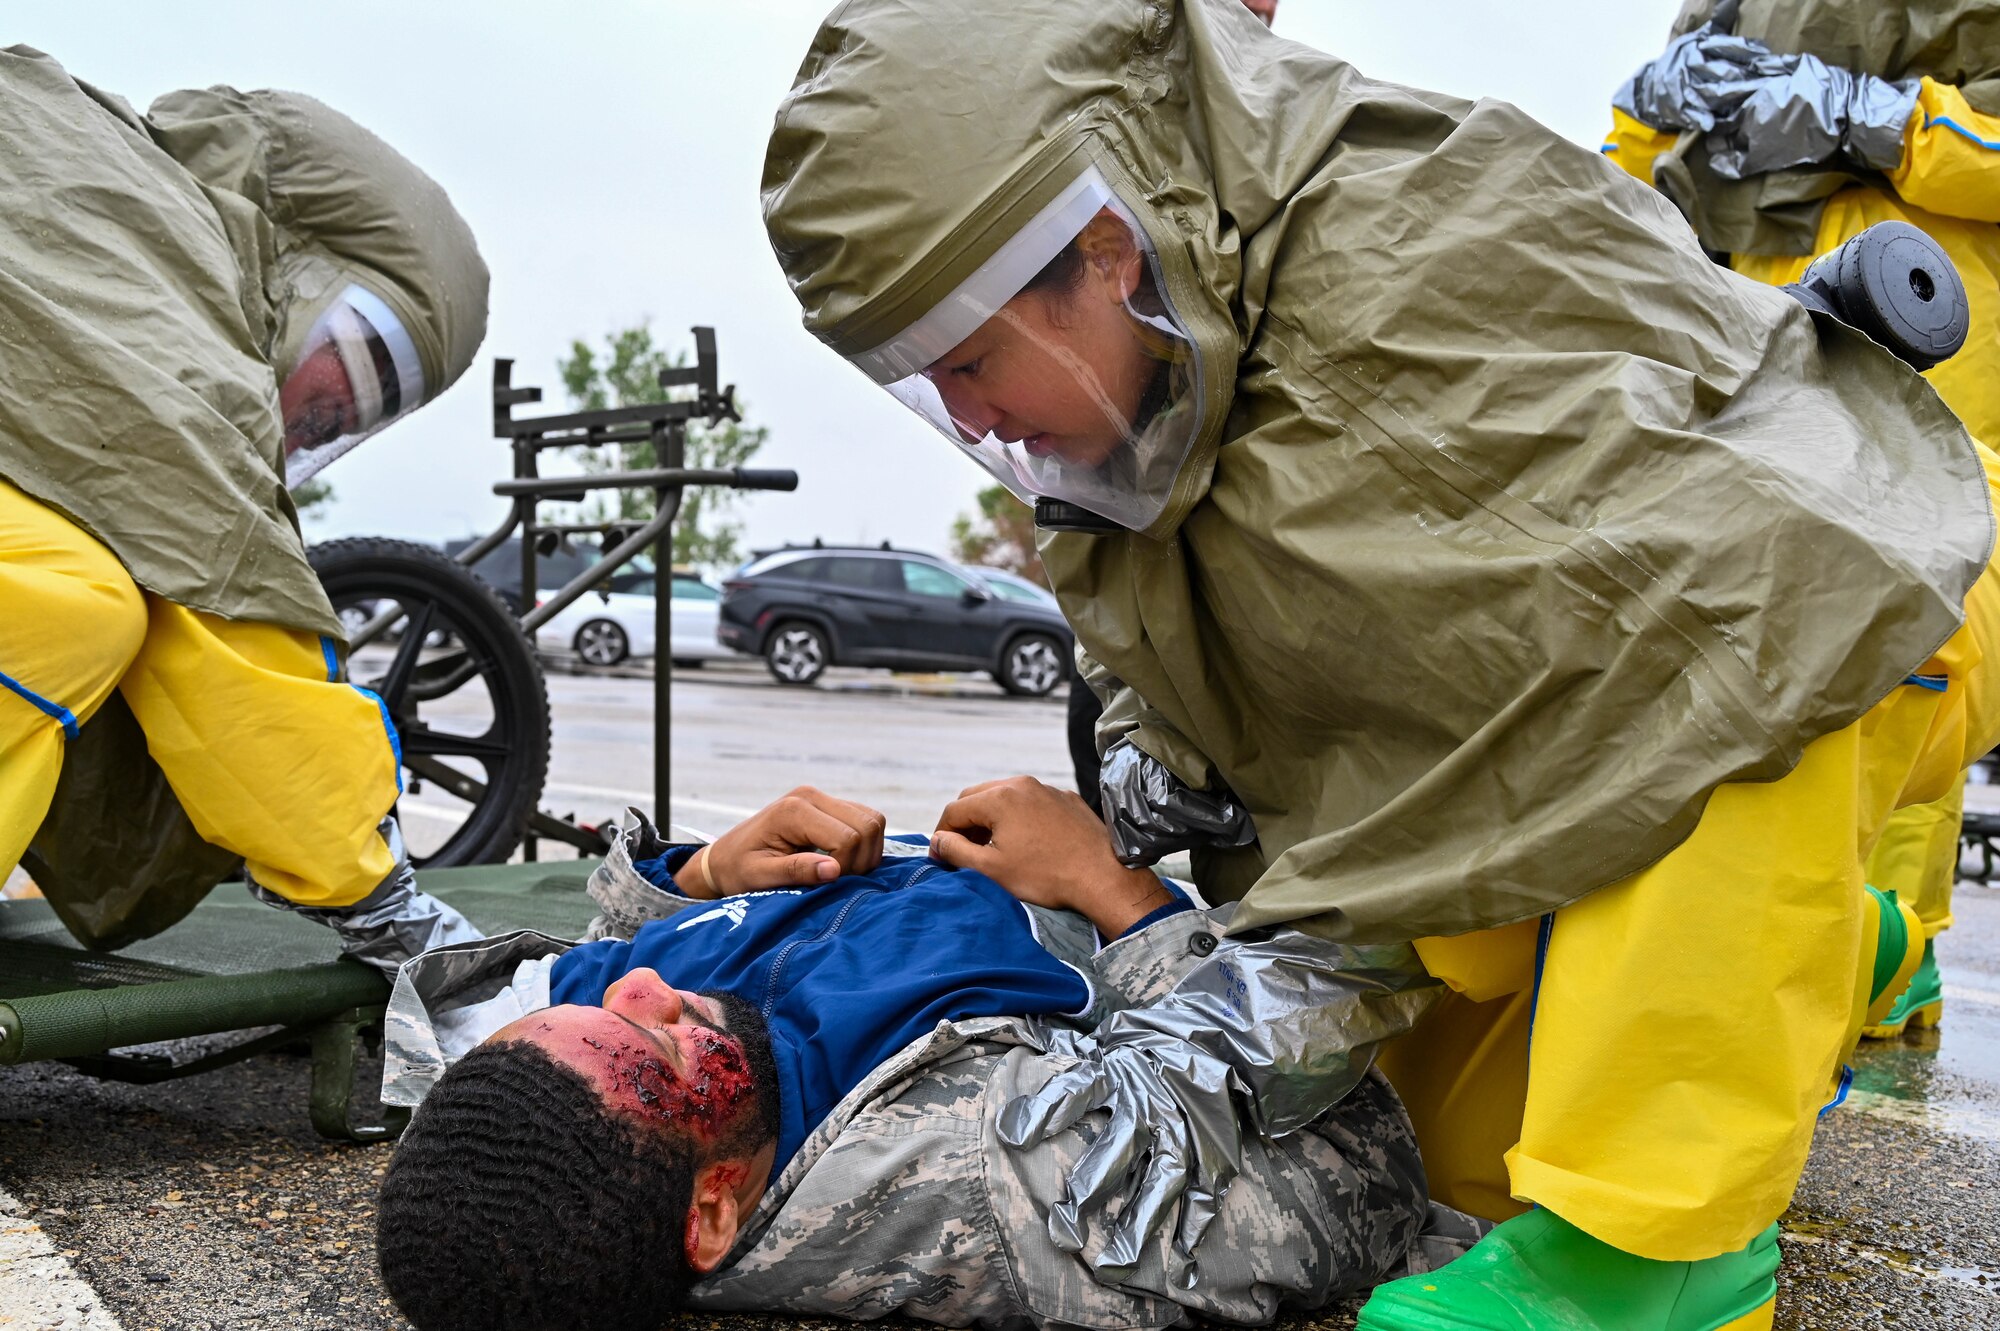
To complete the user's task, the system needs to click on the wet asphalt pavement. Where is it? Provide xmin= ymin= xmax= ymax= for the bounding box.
xmin=4 ymin=668 xmax=1998 ymax=1329
xmin=1775 ymin=884 xmax=2000 ymax=1328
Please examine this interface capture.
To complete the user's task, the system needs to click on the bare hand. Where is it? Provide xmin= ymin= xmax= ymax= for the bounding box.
xmin=932 ymin=776 xmax=1173 ymax=937
xmin=679 ymin=786 xmax=887 ymax=898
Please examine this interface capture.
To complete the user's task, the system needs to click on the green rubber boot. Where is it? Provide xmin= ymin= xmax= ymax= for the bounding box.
xmin=1356 ymin=1209 xmax=1779 ymax=1331
xmin=1858 ymin=885 xmax=1924 ymax=1037
xmin=1863 ymin=939 xmax=1944 ymax=1039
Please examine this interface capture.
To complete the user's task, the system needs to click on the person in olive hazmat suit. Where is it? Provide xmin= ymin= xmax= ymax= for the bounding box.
xmin=760 ymin=2 xmax=2000 ymax=1328
xmin=0 ymin=46 xmax=488 ymax=972
xmin=1606 ymin=0 xmax=2000 ymax=1044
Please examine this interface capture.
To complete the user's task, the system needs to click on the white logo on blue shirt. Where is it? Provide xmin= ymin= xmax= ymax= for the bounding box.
xmin=677 ymin=899 xmax=750 ymax=932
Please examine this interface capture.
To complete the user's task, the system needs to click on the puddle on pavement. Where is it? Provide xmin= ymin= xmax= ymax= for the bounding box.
xmin=1839 ymin=957 xmax=2000 ymax=1144
xmin=1784 ymin=1219 xmax=2000 ymax=1290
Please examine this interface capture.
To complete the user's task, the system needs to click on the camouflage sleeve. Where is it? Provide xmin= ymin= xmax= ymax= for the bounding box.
xmin=1090 ymin=905 xmax=1229 ymax=1009
xmin=580 ymin=815 xmax=708 ymax=941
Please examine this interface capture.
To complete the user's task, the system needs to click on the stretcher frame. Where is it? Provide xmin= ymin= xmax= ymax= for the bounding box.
xmin=0 ymin=860 xmax=599 ymax=1141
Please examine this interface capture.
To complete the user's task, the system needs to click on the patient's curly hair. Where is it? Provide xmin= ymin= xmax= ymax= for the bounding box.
xmin=375 ymin=1040 xmax=698 ymax=1331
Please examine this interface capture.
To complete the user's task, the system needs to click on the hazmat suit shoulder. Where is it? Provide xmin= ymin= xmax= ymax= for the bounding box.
xmin=762 ymin=0 xmax=1993 ymax=941
xmin=0 ymin=48 xmax=488 ymax=632
xmin=0 ymin=46 xmax=320 ymax=631
xmin=1653 ymin=0 xmax=2000 ymax=255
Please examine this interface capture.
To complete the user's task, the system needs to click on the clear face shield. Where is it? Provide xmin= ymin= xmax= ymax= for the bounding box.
xmin=279 ymin=284 xmax=428 ymax=488
xmin=852 ymin=168 xmax=1203 ymax=534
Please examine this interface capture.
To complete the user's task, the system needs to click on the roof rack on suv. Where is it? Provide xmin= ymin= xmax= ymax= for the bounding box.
xmin=752 ymin=538 xmax=912 ymax=557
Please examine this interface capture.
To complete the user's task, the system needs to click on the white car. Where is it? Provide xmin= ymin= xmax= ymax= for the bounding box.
xmin=968 ymin=565 xmax=1061 ymax=609
xmin=533 ymin=571 xmax=731 ymax=667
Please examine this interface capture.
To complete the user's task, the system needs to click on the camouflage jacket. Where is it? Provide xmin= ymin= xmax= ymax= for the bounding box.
xmin=384 ymin=826 xmax=1455 ymax=1329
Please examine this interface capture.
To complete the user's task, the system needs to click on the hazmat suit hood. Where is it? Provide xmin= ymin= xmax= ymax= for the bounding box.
xmin=764 ymin=0 xmax=1269 ymax=539
xmin=148 ymin=84 xmax=490 ymax=422
xmin=0 ymin=47 xmax=488 ymax=634
xmin=764 ymin=0 xmax=1993 ymax=942
xmin=1650 ymin=0 xmax=2000 ymax=255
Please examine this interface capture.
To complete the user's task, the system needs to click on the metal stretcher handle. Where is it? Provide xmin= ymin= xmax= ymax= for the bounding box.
xmin=491 ymin=466 xmax=798 ymax=498
xmin=0 ymin=962 xmax=388 ymax=1065
xmin=727 ymin=469 xmax=801 ymax=491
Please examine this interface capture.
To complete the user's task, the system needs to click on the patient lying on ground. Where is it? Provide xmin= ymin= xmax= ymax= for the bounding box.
xmin=374 ymin=783 xmax=1469 ymax=1331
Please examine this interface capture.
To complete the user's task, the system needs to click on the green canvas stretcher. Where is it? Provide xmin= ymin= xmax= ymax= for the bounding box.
xmin=0 ymin=860 xmax=599 ymax=1141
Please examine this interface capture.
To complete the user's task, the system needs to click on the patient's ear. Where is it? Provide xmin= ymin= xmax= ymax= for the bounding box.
xmin=684 ymin=1160 xmax=748 ymax=1274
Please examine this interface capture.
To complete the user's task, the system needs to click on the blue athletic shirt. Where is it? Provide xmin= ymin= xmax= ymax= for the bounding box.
xmin=547 ymin=848 xmax=1106 ymax=1175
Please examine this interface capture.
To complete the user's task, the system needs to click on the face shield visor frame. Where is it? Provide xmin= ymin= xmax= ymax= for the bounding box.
xmin=280 ymin=284 xmax=429 ymax=489
xmin=852 ymin=167 xmax=1205 ymax=535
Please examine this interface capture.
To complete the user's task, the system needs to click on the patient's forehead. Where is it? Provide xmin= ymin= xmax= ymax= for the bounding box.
xmin=502 ymin=1005 xmax=760 ymax=1142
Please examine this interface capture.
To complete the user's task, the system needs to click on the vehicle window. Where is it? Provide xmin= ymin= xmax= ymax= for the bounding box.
xmin=827 ymin=558 xmax=895 ymax=591
xmin=775 ymin=557 xmax=833 ymax=582
xmin=670 ymin=576 xmax=718 ymax=601
xmin=986 ymin=580 xmax=1041 ymax=603
xmin=464 ymin=538 xmax=601 ymax=592
xmin=901 ymin=561 xmax=975 ymax=599
xmin=610 ymin=572 xmax=657 ymax=596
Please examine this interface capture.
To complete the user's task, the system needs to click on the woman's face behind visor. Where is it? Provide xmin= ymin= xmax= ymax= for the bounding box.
xmin=924 ymin=211 xmax=1159 ymax=470
xmin=856 ymin=168 xmax=1202 ymax=534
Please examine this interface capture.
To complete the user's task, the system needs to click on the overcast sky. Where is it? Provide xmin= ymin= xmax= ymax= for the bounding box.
xmin=12 ymin=0 xmax=1685 ymax=564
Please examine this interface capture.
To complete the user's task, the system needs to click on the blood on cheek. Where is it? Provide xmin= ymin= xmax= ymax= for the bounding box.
xmin=587 ymin=1030 xmax=756 ymax=1140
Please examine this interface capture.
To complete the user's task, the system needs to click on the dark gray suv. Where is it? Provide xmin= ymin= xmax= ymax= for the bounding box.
xmin=717 ymin=546 xmax=1072 ymax=696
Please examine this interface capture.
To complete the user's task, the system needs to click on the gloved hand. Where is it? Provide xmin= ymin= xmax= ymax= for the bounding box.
xmin=1098 ymin=741 xmax=1257 ymax=869
xmin=1614 ymin=22 xmax=1790 ymax=134
xmin=999 ymin=930 xmax=1438 ymax=1287
xmin=250 ymin=816 xmax=482 ymax=976
xmin=1702 ymin=49 xmax=1918 ymax=178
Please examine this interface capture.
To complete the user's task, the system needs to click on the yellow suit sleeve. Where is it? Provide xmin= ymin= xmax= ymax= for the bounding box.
xmin=1889 ymin=78 xmax=2000 ymax=223
xmin=1600 ymin=106 xmax=1680 ymax=186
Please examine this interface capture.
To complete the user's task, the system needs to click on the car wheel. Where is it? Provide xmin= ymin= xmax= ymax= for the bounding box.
xmin=765 ymin=622 xmax=829 ymax=686
xmin=574 ymin=619 xmax=631 ymax=667
xmin=337 ymin=601 xmax=376 ymax=639
xmin=999 ymin=633 xmax=1065 ymax=697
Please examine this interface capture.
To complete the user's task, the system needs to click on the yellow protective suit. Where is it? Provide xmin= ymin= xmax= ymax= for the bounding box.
xmin=1606 ymin=75 xmax=2000 ymax=942
xmin=1382 ymin=441 xmax=2000 ymax=1259
xmin=1 ymin=479 xmax=399 ymax=909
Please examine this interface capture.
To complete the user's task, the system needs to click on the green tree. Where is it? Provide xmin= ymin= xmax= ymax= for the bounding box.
xmin=292 ymin=476 xmax=335 ymax=519
xmin=950 ymin=483 xmax=1048 ymax=587
xmin=555 ymin=323 xmax=770 ymax=568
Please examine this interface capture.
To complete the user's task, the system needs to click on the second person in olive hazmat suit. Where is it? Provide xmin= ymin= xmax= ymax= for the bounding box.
xmin=760 ymin=2 xmax=2000 ymax=1328
xmin=1606 ymin=0 xmax=2000 ymax=1043
xmin=0 ymin=47 xmax=489 ymax=971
